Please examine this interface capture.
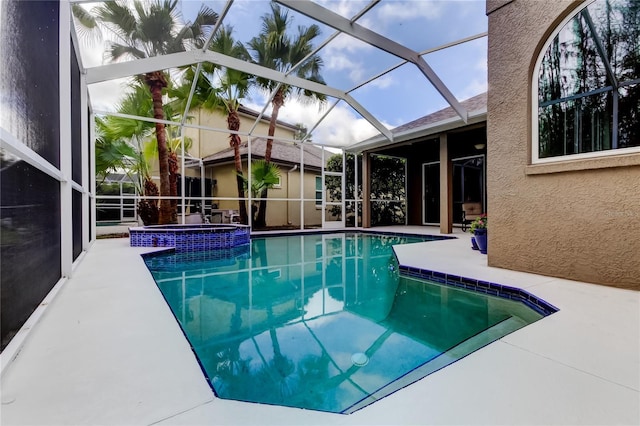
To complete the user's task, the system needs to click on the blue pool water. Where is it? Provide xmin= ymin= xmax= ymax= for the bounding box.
xmin=144 ymin=232 xmax=544 ymax=414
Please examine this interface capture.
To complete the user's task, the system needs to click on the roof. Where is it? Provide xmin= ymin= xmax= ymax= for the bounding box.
xmin=202 ymin=138 xmax=326 ymax=170
xmin=349 ymin=92 xmax=487 ymax=152
xmin=392 ymin=92 xmax=487 ymax=134
xmin=101 ymin=173 xmax=136 ymax=184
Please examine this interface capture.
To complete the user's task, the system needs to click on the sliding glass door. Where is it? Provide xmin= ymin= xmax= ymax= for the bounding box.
xmin=453 ymin=155 xmax=485 ymax=223
xmin=422 ymin=162 xmax=440 ymax=224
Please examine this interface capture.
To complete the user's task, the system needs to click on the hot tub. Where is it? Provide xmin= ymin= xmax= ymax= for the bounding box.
xmin=129 ymin=223 xmax=250 ymax=252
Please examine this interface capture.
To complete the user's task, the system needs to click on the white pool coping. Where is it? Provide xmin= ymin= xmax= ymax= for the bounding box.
xmin=1 ymin=227 xmax=638 ymax=425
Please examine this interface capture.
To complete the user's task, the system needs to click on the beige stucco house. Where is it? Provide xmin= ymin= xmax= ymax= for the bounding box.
xmin=182 ymin=106 xmax=325 ymax=228
xmin=203 ymin=137 xmax=325 ymax=228
xmin=183 ymin=105 xmax=299 ymax=159
xmin=486 ymin=0 xmax=639 ymax=289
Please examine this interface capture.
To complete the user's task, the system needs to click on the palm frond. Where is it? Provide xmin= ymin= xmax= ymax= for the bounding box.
xmin=95 ymin=1 xmax=138 ymax=39
xmin=247 ymin=2 xmax=325 ymax=110
xmin=240 ymin=160 xmax=282 ymax=196
xmin=108 ymin=43 xmax=147 ymax=61
xmin=190 ymin=4 xmax=219 ymax=47
xmin=72 ymin=4 xmax=103 ymax=46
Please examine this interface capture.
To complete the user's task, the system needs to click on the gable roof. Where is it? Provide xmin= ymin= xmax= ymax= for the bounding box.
xmin=349 ymin=92 xmax=487 ymax=152
xmin=393 ymin=92 xmax=487 ymax=134
xmin=202 ymin=138 xmax=326 ymax=170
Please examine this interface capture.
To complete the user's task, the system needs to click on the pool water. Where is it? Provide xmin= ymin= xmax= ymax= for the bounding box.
xmin=144 ymin=233 xmax=544 ymax=414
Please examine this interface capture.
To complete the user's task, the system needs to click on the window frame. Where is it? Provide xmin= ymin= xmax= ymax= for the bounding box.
xmin=531 ymin=0 xmax=640 ymax=165
xmin=315 ymin=175 xmax=322 ymax=208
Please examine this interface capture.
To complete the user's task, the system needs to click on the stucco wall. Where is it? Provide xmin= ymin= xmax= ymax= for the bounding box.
xmin=487 ymin=0 xmax=640 ymax=289
xmin=212 ymin=161 xmax=321 ymax=227
xmin=184 ymin=108 xmax=296 ymax=159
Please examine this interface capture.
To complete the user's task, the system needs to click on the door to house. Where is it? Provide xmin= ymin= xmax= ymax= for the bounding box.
xmin=422 ymin=162 xmax=440 ymax=225
xmin=453 ymin=155 xmax=485 ymax=223
xmin=422 ymin=157 xmax=485 ymax=226
xmin=323 ymin=171 xmax=345 ymax=229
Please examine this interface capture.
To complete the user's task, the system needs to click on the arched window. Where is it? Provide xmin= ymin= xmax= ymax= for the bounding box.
xmin=533 ymin=0 xmax=640 ymax=163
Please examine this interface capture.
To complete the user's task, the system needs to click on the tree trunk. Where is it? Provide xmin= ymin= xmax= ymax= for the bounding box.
xmin=168 ymin=150 xmax=178 ymax=223
xmin=228 ymin=109 xmax=248 ymax=224
xmin=138 ymin=177 xmax=159 ymax=225
xmin=255 ymin=88 xmax=284 ymax=228
xmin=144 ymin=71 xmax=173 ymax=224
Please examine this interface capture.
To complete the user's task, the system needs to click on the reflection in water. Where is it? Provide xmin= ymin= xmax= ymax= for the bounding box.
xmin=145 ymin=233 xmax=542 ymax=414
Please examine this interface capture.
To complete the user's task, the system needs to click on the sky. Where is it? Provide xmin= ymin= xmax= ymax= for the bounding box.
xmin=79 ymin=0 xmax=488 ymax=148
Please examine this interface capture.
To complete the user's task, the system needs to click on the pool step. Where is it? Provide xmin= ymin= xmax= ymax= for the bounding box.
xmin=345 ymin=315 xmax=528 ymax=413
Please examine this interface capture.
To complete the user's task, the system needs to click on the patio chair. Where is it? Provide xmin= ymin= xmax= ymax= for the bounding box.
xmin=223 ymin=209 xmax=241 ymax=223
xmin=185 ymin=213 xmax=204 ymax=224
xmin=461 ymin=202 xmax=483 ymax=232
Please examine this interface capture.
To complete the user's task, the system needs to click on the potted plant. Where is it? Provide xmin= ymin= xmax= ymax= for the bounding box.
xmin=470 ymin=235 xmax=479 ymax=251
xmin=469 ymin=214 xmax=487 ymax=254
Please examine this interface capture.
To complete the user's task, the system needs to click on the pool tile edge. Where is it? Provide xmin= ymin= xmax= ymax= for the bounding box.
xmin=397 ymin=265 xmax=559 ymax=316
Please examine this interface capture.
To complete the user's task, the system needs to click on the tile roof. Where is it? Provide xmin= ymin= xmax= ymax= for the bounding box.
xmin=391 ymin=92 xmax=487 ymax=134
xmin=202 ymin=138 xmax=326 ymax=169
xmin=348 ymin=92 xmax=487 ymax=152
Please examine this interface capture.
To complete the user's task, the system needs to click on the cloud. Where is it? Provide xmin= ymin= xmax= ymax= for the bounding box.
xmin=326 ymin=32 xmax=374 ymax=54
xmin=316 ymin=0 xmax=369 ymax=19
xmin=360 ymin=0 xmax=444 ymax=30
xmin=322 ymin=34 xmax=375 ymax=84
xmin=460 ymin=51 xmax=487 ymax=98
xmin=460 ymin=78 xmax=487 ymax=100
xmin=375 ymin=0 xmax=444 ymax=21
xmin=242 ymin=94 xmax=384 ymax=147
xmin=88 ymin=78 xmax=133 ymax=112
xmin=324 ymin=54 xmax=366 ymax=83
xmin=277 ymin=99 xmax=387 ymax=147
xmin=475 ymin=56 xmax=488 ymax=72
xmin=366 ymin=75 xmax=395 ymax=90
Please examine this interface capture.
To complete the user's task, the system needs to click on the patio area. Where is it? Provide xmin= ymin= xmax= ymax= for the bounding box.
xmin=1 ymin=227 xmax=638 ymax=425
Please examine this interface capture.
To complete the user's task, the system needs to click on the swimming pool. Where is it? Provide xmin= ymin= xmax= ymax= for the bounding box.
xmin=144 ymin=232 xmax=549 ymax=414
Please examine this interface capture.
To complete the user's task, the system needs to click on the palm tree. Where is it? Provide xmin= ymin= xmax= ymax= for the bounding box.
xmin=98 ymin=82 xmax=192 ymax=225
xmin=242 ymin=160 xmax=281 ymax=224
xmin=79 ymin=0 xmax=218 ymax=224
xmin=247 ymin=3 xmax=326 ymax=227
xmin=175 ymin=25 xmax=252 ymax=224
xmin=94 ymin=116 xmax=138 ymax=185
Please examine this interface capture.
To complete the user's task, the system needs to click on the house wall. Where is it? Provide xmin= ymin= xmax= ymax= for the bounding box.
xmin=184 ymin=108 xmax=296 ymax=159
xmin=211 ymin=161 xmax=322 ymax=227
xmin=486 ymin=0 xmax=640 ymax=289
xmin=153 ymin=108 xmax=299 ymax=218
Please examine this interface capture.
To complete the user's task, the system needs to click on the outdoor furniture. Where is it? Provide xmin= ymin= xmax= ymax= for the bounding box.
xmin=224 ymin=210 xmax=241 ymax=223
xmin=208 ymin=209 xmax=240 ymax=224
xmin=461 ymin=202 xmax=483 ymax=232
xmin=184 ymin=213 xmax=204 ymax=224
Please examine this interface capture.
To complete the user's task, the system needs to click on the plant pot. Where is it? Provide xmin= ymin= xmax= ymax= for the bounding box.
xmin=471 ymin=236 xmax=479 ymax=250
xmin=473 ymin=229 xmax=487 ymax=254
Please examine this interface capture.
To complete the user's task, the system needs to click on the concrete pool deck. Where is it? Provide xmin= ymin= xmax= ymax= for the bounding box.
xmin=1 ymin=226 xmax=638 ymax=425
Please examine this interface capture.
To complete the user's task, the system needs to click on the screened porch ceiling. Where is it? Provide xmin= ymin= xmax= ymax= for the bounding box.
xmin=74 ymin=0 xmax=488 ymax=151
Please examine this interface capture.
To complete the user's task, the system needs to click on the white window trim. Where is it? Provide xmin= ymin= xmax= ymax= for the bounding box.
xmin=315 ymin=175 xmax=322 ymax=209
xmin=273 ymin=175 xmax=282 ymax=189
xmin=531 ymin=0 xmax=640 ymax=165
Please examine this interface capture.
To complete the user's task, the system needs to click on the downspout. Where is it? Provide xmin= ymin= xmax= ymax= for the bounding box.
xmin=287 ymin=165 xmax=298 ymax=225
